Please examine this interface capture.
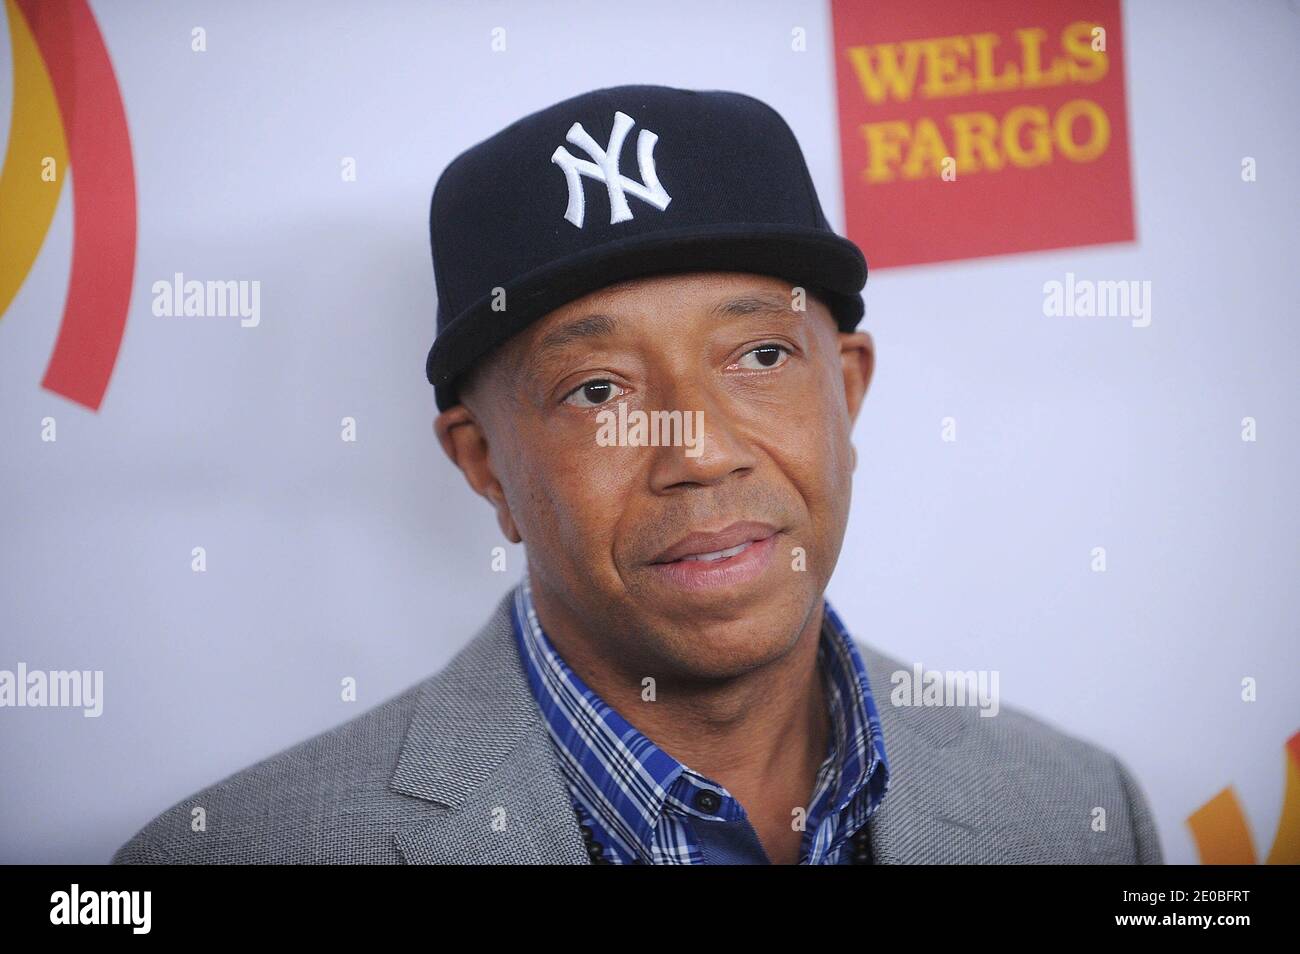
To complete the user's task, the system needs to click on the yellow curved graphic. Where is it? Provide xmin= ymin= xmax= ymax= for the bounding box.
xmin=0 ymin=0 xmax=68 ymax=318
xmin=1188 ymin=730 xmax=1300 ymax=864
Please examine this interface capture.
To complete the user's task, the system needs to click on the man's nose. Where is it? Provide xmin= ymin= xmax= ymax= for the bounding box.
xmin=645 ymin=372 xmax=759 ymax=493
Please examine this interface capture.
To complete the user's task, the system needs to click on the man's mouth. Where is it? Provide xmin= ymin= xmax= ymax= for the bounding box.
xmin=645 ymin=521 xmax=780 ymax=592
xmin=674 ymin=540 xmax=757 ymax=563
xmin=649 ymin=520 xmax=779 ymax=565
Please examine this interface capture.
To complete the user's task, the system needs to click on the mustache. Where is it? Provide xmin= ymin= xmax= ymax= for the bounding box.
xmin=633 ymin=489 xmax=794 ymax=563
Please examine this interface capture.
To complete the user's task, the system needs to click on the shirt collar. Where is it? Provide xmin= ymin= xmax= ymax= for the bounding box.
xmin=510 ymin=573 xmax=891 ymax=862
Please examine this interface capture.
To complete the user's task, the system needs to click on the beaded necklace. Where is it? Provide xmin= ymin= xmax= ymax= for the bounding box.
xmin=574 ymin=807 xmax=873 ymax=865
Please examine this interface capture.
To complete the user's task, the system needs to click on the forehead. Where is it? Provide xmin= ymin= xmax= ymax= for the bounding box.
xmin=531 ymin=270 xmax=803 ymax=338
xmin=466 ymin=270 xmax=827 ymax=404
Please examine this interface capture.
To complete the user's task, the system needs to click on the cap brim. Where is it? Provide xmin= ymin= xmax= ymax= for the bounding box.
xmin=427 ymin=222 xmax=868 ymax=411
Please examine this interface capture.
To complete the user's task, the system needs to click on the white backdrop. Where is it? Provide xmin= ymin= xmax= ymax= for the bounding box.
xmin=1 ymin=0 xmax=1296 ymax=864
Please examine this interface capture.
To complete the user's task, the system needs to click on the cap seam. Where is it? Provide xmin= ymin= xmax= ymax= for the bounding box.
xmin=429 ymin=225 xmax=864 ymax=377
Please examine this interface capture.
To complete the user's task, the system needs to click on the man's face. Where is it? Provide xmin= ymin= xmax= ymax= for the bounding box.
xmin=439 ymin=270 xmax=873 ymax=682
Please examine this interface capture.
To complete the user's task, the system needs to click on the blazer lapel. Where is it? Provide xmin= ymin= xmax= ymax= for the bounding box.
xmin=857 ymin=643 xmax=1052 ymax=863
xmin=387 ymin=588 xmax=1046 ymax=864
xmin=389 ymin=589 xmax=589 ymax=864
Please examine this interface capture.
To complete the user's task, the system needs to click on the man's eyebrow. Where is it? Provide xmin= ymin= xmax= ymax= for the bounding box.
xmin=708 ymin=292 xmax=802 ymax=321
xmin=534 ymin=313 xmax=618 ymax=358
xmin=533 ymin=291 xmax=801 ymax=361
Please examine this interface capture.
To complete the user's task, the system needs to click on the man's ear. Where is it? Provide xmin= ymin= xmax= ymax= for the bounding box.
xmin=434 ymin=405 xmax=522 ymax=544
xmin=839 ymin=330 xmax=875 ymax=425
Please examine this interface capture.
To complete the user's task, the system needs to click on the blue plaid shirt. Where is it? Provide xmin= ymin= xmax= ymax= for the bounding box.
xmin=510 ymin=574 xmax=891 ymax=864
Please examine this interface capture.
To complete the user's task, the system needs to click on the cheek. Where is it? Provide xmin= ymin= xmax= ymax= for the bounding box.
xmin=778 ymin=363 xmax=853 ymax=494
xmin=816 ymin=393 xmax=855 ymax=519
xmin=512 ymin=433 xmax=640 ymax=572
xmin=811 ymin=342 xmax=855 ymax=482
xmin=774 ymin=365 xmax=854 ymax=536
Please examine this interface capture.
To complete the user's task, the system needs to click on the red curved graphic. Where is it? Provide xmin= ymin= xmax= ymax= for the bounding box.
xmin=15 ymin=0 xmax=136 ymax=411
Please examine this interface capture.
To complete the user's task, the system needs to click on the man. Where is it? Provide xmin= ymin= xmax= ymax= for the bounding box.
xmin=112 ymin=84 xmax=1162 ymax=864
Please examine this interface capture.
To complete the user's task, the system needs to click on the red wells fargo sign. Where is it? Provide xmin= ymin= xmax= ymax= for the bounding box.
xmin=831 ymin=0 xmax=1135 ymax=269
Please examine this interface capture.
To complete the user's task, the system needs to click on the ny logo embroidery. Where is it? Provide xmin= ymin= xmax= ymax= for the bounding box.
xmin=551 ymin=110 xmax=672 ymax=228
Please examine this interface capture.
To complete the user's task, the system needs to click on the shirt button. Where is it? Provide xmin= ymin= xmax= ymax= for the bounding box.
xmin=693 ymin=789 xmax=721 ymax=814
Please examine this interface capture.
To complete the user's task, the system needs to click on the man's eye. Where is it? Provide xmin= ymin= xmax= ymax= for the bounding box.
xmin=736 ymin=344 xmax=791 ymax=370
xmin=562 ymin=379 xmax=625 ymax=408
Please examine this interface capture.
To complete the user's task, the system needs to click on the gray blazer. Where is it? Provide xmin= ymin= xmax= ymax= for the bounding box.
xmin=112 ymin=589 xmax=1163 ymax=864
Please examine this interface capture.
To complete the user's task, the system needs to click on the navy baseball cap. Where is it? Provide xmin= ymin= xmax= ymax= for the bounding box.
xmin=425 ymin=83 xmax=868 ymax=411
